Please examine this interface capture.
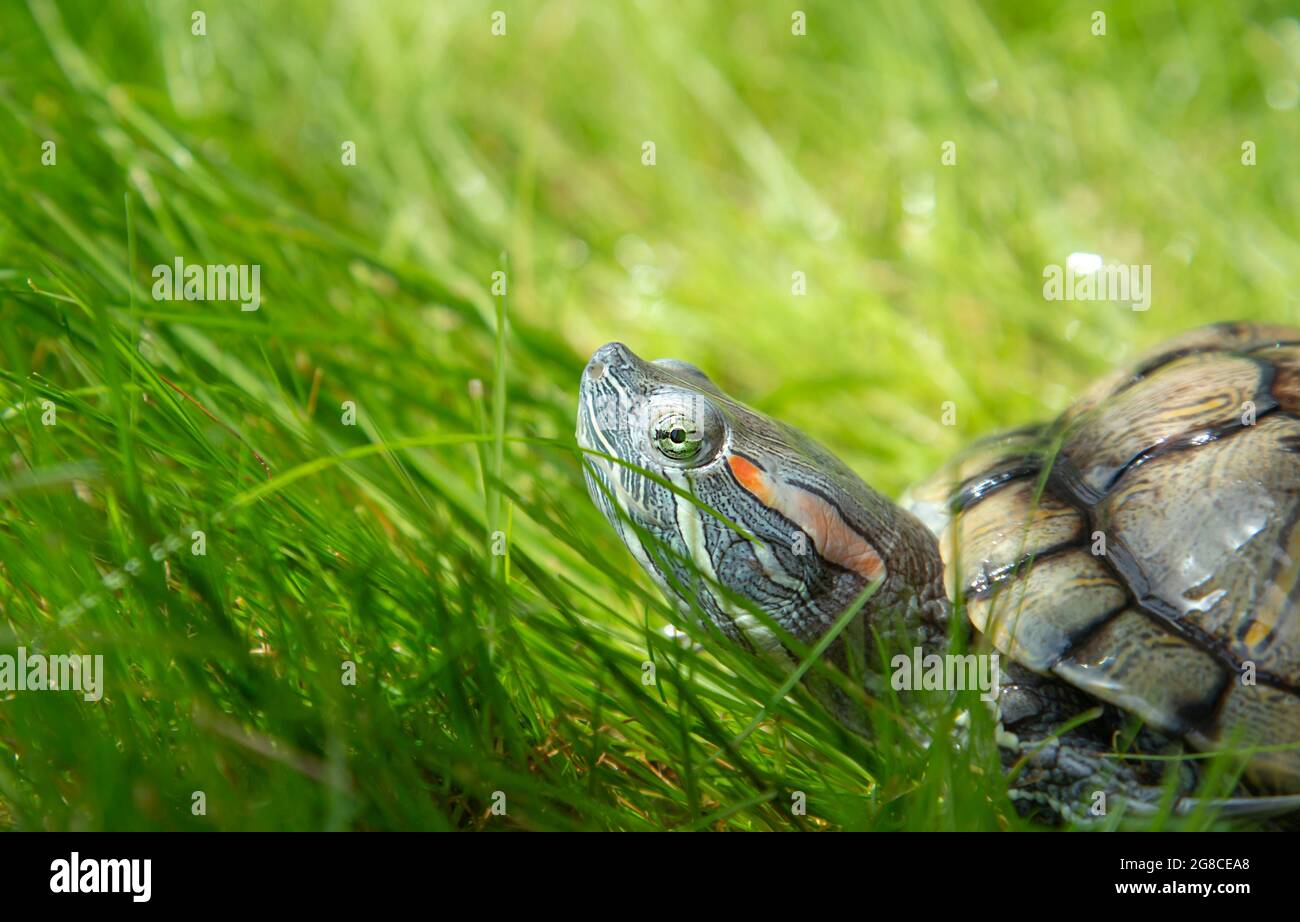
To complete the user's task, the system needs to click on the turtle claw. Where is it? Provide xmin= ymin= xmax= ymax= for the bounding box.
xmin=1169 ymin=793 xmax=1300 ymax=820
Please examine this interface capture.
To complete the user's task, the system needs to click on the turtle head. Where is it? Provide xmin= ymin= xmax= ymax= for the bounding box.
xmin=577 ymin=342 xmax=944 ymax=654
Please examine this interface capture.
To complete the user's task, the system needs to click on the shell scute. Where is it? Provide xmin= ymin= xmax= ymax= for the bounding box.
xmin=933 ymin=323 xmax=1300 ymax=788
xmin=966 ymin=550 xmax=1125 ymax=671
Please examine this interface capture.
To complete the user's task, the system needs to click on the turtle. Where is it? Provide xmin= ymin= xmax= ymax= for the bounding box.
xmin=575 ymin=322 xmax=1300 ymax=824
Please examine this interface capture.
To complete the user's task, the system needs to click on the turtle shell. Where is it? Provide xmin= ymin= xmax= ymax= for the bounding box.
xmin=913 ymin=322 xmax=1300 ymax=791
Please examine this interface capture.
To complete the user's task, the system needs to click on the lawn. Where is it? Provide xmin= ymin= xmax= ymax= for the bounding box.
xmin=0 ymin=0 xmax=1297 ymax=830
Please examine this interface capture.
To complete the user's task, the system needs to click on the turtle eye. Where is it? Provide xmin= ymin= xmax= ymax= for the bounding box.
xmin=653 ymin=413 xmax=703 ymax=461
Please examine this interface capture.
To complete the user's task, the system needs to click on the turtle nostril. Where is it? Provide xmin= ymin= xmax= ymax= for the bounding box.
xmin=593 ymin=342 xmax=634 ymax=366
xmin=586 ymin=360 xmax=606 ymax=381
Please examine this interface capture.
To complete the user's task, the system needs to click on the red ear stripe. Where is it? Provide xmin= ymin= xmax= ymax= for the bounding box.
xmin=727 ymin=454 xmax=775 ymax=504
xmin=727 ymin=454 xmax=885 ymax=580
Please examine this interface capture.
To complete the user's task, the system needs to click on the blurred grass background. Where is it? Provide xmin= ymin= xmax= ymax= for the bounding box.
xmin=0 ymin=0 xmax=1296 ymax=830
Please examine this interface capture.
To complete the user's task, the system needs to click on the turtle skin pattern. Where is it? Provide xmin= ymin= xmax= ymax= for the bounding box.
xmin=923 ymin=323 xmax=1300 ymax=792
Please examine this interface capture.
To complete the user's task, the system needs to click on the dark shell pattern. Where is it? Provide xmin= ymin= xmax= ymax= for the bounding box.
xmin=915 ymin=323 xmax=1300 ymax=791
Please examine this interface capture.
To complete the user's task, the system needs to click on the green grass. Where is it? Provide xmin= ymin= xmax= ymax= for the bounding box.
xmin=0 ymin=0 xmax=1296 ymax=830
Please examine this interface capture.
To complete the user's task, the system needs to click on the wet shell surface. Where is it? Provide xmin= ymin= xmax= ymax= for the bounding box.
xmin=910 ymin=323 xmax=1300 ymax=790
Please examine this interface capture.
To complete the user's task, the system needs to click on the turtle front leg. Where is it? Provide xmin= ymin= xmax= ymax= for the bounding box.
xmin=994 ymin=663 xmax=1197 ymax=824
